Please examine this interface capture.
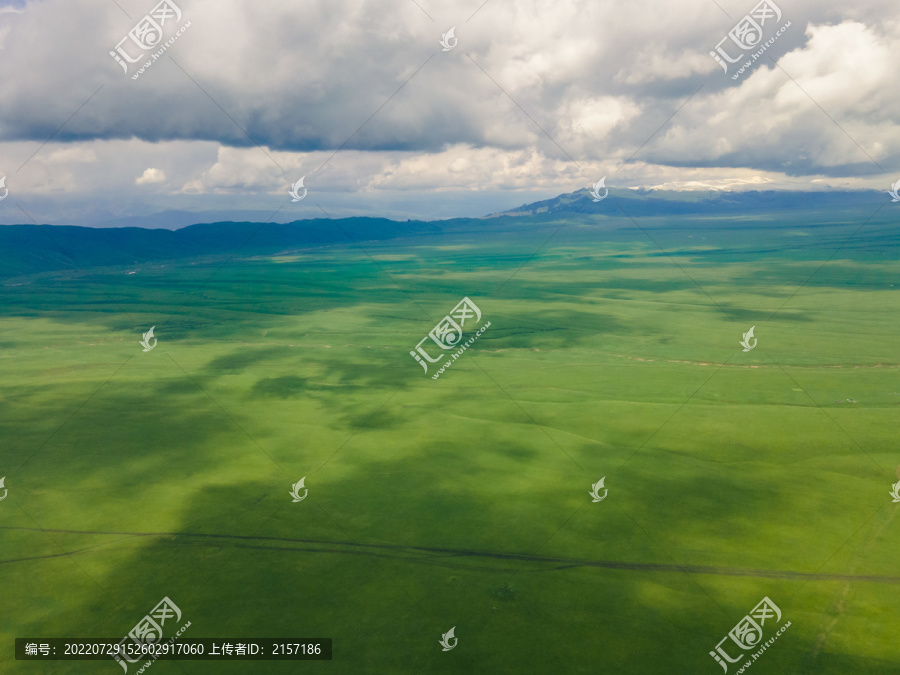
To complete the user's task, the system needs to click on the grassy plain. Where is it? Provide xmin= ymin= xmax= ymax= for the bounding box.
xmin=1 ymin=212 xmax=899 ymax=673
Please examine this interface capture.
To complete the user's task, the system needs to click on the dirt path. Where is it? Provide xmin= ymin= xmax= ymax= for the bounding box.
xmin=3 ymin=525 xmax=900 ymax=585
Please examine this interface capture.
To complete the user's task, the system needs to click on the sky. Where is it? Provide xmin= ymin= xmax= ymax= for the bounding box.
xmin=0 ymin=0 xmax=898 ymax=226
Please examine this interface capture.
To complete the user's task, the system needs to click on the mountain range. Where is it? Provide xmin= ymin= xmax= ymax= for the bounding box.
xmin=0 ymin=189 xmax=893 ymax=280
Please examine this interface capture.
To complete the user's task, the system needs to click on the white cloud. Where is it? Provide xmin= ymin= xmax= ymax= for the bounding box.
xmin=136 ymin=167 xmax=166 ymax=185
xmin=46 ymin=146 xmax=97 ymax=163
xmin=643 ymin=20 xmax=900 ymax=174
xmin=0 ymin=1 xmax=898 ymax=222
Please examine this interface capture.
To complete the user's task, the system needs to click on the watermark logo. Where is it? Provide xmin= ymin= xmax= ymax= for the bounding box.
xmin=0 ymin=176 xmax=8 ymax=201
xmin=110 ymin=0 xmax=191 ymax=80
xmin=589 ymin=177 xmax=608 ymax=202
xmin=289 ymin=177 xmax=307 ymax=202
xmin=589 ymin=477 xmax=607 ymax=502
xmin=410 ymin=297 xmax=490 ymax=379
xmin=290 ymin=477 xmax=308 ymax=503
xmin=0 ymin=476 xmax=7 ymax=502
xmin=439 ymin=27 xmax=458 ymax=51
xmin=439 ymin=626 xmax=457 ymax=651
xmin=710 ymin=597 xmax=790 ymax=673
xmin=710 ymin=1 xmax=791 ymax=80
xmin=114 ymin=597 xmax=189 ymax=673
xmin=740 ymin=326 xmax=757 ymax=352
xmin=890 ymin=481 xmax=900 ymax=503
xmin=140 ymin=326 xmax=157 ymax=352
xmin=889 ymin=179 xmax=900 ymax=203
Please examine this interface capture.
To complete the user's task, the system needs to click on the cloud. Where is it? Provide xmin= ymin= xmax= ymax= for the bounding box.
xmin=136 ymin=167 xmax=166 ymax=184
xmin=644 ymin=20 xmax=900 ymax=176
xmin=0 ymin=0 xmax=898 ymax=223
xmin=46 ymin=146 xmax=97 ymax=163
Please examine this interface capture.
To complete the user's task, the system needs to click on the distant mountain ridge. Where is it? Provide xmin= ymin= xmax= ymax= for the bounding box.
xmin=488 ymin=188 xmax=887 ymax=218
xmin=0 ymin=218 xmax=442 ymax=280
xmin=0 ymin=189 xmax=892 ymax=280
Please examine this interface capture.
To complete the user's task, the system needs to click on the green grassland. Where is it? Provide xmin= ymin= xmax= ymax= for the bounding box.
xmin=1 ymin=211 xmax=899 ymax=673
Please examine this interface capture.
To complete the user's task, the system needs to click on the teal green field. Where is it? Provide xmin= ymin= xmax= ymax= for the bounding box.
xmin=2 ymin=212 xmax=899 ymax=673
